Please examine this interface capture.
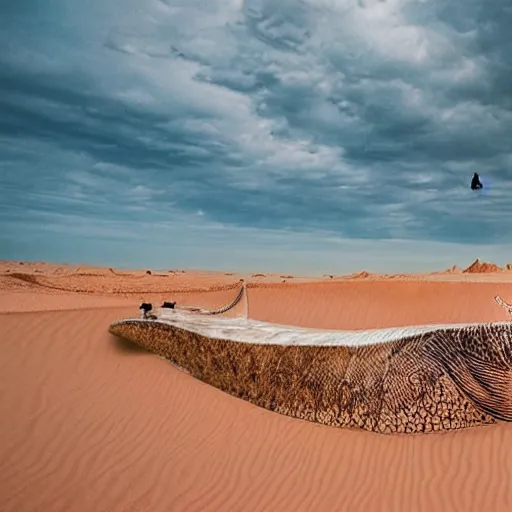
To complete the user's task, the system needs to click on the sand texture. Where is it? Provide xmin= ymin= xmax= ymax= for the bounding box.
xmin=2 ymin=260 xmax=512 ymax=511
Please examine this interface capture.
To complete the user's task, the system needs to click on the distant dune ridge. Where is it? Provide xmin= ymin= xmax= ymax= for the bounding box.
xmin=2 ymin=257 xmax=512 ymax=285
xmin=348 ymin=270 xmax=373 ymax=279
xmin=439 ymin=265 xmax=462 ymax=274
xmin=434 ymin=259 xmax=512 ymax=276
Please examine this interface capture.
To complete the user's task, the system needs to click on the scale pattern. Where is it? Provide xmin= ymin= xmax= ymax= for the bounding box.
xmin=108 ymin=320 xmax=512 ymax=435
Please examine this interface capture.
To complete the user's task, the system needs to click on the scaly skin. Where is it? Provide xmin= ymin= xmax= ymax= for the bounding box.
xmin=108 ymin=320 xmax=512 ymax=434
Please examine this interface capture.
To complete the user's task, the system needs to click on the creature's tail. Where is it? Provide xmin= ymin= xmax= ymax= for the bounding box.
xmin=495 ymin=295 xmax=512 ymax=317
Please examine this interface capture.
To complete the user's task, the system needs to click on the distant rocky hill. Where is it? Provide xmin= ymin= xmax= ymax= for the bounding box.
xmin=462 ymin=259 xmax=502 ymax=273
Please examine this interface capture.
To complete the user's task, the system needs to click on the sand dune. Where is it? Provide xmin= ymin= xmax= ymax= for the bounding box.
xmin=3 ymin=306 xmax=512 ymax=512
xmin=2 ymin=261 xmax=512 ymax=511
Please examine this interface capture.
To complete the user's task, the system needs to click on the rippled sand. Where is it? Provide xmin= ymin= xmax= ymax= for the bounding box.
xmin=1 ymin=261 xmax=512 ymax=511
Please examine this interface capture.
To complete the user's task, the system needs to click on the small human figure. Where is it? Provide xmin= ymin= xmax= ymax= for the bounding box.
xmin=139 ymin=302 xmax=156 ymax=319
xmin=471 ymin=172 xmax=483 ymax=190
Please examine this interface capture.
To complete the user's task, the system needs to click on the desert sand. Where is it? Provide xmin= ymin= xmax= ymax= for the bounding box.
xmin=2 ymin=259 xmax=512 ymax=511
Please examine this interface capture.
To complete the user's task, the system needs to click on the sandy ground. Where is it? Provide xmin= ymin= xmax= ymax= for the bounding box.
xmin=2 ymin=260 xmax=512 ymax=511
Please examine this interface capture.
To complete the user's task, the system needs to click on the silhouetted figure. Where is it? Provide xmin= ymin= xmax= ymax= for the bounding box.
xmin=471 ymin=172 xmax=483 ymax=190
xmin=139 ymin=302 xmax=156 ymax=319
xmin=139 ymin=302 xmax=152 ymax=313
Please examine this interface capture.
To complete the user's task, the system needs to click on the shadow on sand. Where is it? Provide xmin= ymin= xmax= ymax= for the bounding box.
xmin=110 ymin=333 xmax=150 ymax=354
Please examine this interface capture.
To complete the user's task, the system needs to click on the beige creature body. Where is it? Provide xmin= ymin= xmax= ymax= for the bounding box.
xmin=109 ymin=295 xmax=512 ymax=435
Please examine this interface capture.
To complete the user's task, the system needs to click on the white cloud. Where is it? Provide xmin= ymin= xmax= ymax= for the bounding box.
xmin=2 ymin=0 xmax=512 ymax=271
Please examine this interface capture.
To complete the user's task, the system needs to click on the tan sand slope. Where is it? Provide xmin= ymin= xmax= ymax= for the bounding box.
xmin=2 ymin=305 xmax=512 ymax=512
xmin=2 ymin=262 xmax=512 ymax=511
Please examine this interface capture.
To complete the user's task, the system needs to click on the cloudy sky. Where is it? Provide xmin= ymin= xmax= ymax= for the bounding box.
xmin=2 ymin=0 xmax=512 ymax=274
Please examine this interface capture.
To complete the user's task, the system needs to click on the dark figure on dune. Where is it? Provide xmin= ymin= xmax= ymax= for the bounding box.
xmin=139 ymin=303 xmax=157 ymax=320
xmin=471 ymin=172 xmax=483 ymax=190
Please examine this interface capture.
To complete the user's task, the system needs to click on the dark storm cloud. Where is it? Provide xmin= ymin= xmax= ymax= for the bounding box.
xmin=1 ymin=0 xmax=512 ymax=251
